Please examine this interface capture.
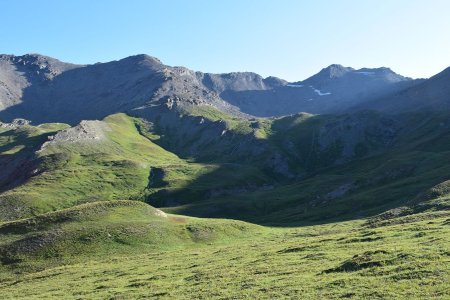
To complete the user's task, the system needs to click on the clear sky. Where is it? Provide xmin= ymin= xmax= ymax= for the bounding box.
xmin=1 ymin=0 xmax=449 ymax=81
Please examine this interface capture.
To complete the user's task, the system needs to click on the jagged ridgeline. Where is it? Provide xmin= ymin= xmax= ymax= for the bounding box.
xmin=0 ymin=54 xmax=449 ymax=298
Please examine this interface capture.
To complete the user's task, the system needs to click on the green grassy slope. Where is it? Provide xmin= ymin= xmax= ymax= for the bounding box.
xmin=2 ymin=110 xmax=450 ymax=226
xmin=0 ymin=113 xmax=269 ymax=221
xmin=165 ymin=145 xmax=450 ymax=225
xmin=0 ymin=109 xmax=449 ymax=299
xmin=0 ymin=209 xmax=447 ymax=299
xmin=0 ymin=122 xmax=69 ymax=187
xmin=156 ymin=111 xmax=450 ymax=225
xmin=0 ymin=201 xmax=260 ymax=274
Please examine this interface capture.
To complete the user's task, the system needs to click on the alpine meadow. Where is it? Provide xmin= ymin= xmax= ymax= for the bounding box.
xmin=0 ymin=1 xmax=450 ymax=299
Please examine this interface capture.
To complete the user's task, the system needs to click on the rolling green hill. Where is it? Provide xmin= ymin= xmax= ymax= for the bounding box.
xmin=0 ymin=206 xmax=448 ymax=299
xmin=0 ymin=108 xmax=449 ymax=299
xmin=0 ymin=113 xmax=270 ymax=221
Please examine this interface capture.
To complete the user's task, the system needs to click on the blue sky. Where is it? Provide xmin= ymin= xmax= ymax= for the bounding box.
xmin=1 ymin=0 xmax=449 ymax=81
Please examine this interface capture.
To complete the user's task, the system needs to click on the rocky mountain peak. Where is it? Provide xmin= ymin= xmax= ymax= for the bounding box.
xmin=121 ymin=54 xmax=164 ymax=66
xmin=1 ymin=53 xmax=80 ymax=80
xmin=320 ymin=64 xmax=354 ymax=79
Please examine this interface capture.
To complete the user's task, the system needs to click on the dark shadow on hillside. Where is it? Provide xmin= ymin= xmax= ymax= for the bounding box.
xmin=0 ymin=56 xmax=165 ymax=125
xmin=142 ymin=110 xmax=450 ymax=227
xmin=145 ymin=155 xmax=450 ymax=227
xmin=0 ymin=129 xmax=58 ymax=192
xmin=217 ymin=78 xmax=421 ymax=118
xmin=218 ymin=88 xmax=321 ymax=117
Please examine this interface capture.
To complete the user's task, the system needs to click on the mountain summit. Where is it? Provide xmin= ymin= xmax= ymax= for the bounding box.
xmin=0 ymin=53 xmax=441 ymax=123
xmin=314 ymin=64 xmax=354 ymax=79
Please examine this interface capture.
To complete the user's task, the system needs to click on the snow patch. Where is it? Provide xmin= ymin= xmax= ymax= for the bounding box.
xmin=355 ymin=71 xmax=375 ymax=76
xmin=286 ymin=84 xmax=303 ymax=88
xmin=310 ymin=86 xmax=331 ymax=96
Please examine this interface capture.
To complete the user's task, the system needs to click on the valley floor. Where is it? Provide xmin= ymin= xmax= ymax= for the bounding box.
xmin=0 ymin=211 xmax=448 ymax=299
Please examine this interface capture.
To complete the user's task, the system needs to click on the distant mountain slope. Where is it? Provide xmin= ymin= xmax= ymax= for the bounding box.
xmin=219 ymin=64 xmax=420 ymax=116
xmin=354 ymin=66 xmax=450 ymax=113
xmin=0 ymin=54 xmax=427 ymax=124
xmin=0 ymin=54 xmax=240 ymax=124
xmin=0 ymin=54 xmax=79 ymax=111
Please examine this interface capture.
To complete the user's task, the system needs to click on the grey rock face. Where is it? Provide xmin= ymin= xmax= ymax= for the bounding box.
xmin=0 ymin=54 xmax=427 ymax=125
xmin=0 ymin=54 xmax=246 ymax=124
xmin=318 ymin=112 xmax=399 ymax=163
xmin=0 ymin=54 xmax=80 ymax=111
xmin=219 ymin=64 xmax=418 ymax=117
xmin=353 ymin=66 xmax=450 ymax=114
xmin=42 ymin=120 xmax=110 ymax=145
xmin=0 ymin=118 xmax=31 ymax=129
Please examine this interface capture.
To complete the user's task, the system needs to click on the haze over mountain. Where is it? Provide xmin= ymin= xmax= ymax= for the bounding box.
xmin=356 ymin=65 xmax=450 ymax=113
xmin=219 ymin=64 xmax=422 ymax=116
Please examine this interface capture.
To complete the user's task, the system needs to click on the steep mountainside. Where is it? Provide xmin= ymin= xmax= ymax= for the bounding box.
xmin=0 ymin=54 xmax=240 ymax=124
xmin=0 ymin=54 xmax=79 ymax=111
xmin=1 ymin=110 xmax=449 ymax=225
xmin=0 ymin=54 xmax=427 ymax=124
xmin=219 ymin=64 xmax=420 ymax=116
xmin=355 ymin=66 xmax=450 ymax=113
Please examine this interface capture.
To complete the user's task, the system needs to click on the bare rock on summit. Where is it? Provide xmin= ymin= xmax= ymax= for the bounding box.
xmin=39 ymin=120 xmax=111 ymax=152
xmin=1 ymin=53 xmax=448 ymax=126
xmin=0 ymin=54 xmax=80 ymax=111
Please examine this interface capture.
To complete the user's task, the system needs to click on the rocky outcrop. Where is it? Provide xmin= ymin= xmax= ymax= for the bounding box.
xmin=318 ymin=112 xmax=399 ymax=162
xmin=38 ymin=120 xmax=111 ymax=152
xmin=0 ymin=118 xmax=31 ymax=129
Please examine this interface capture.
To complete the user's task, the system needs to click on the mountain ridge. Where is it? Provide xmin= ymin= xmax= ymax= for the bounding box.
xmin=0 ymin=53 xmax=435 ymax=124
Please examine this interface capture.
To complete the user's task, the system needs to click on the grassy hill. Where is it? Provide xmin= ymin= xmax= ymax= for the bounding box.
xmin=0 ymin=113 xmax=269 ymax=221
xmin=2 ymin=109 xmax=450 ymax=225
xmin=0 ymin=109 xmax=449 ymax=299
xmin=0 ymin=201 xmax=260 ymax=273
xmin=0 ymin=207 xmax=448 ymax=299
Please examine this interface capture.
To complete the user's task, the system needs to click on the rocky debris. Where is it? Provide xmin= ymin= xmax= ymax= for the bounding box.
xmin=0 ymin=54 xmax=81 ymax=115
xmin=11 ymin=118 xmax=31 ymax=126
xmin=365 ymin=165 xmax=416 ymax=187
xmin=419 ymin=180 xmax=450 ymax=199
xmin=268 ymin=152 xmax=294 ymax=178
xmin=310 ymin=182 xmax=358 ymax=207
xmin=323 ymin=182 xmax=357 ymax=201
xmin=199 ymin=71 xmax=284 ymax=93
xmin=318 ymin=112 xmax=399 ymax=162
xmin=0 ymin=118 xmax=31 ymax=129
xmin=357 ymin=66 xmax=450 ymax=114
xmin=309 ymin=64 xmax=354 ymax=81
xmin=0 ymin=53 xmax=435 ymax=124
xmin=38 ymin=120 xmax=110 ymax=151
xmin=0 ymin=54 xmax=80 ymax=81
